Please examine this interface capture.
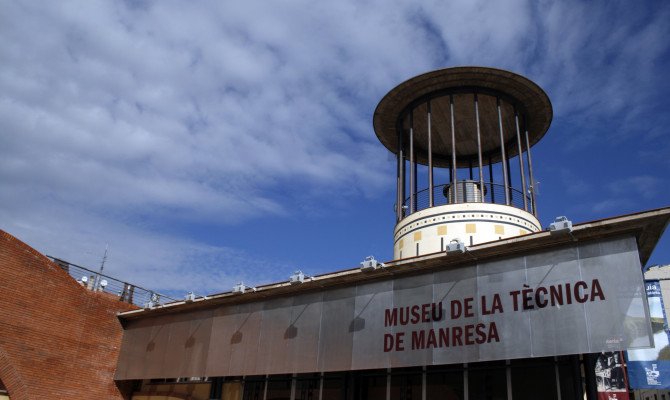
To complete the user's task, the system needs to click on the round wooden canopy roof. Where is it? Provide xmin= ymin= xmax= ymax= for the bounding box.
xmin=373 ymin=67 xmax=553 ymax=168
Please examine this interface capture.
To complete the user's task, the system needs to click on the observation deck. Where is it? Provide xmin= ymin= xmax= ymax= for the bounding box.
xmin=373 ymin=67 xmax=552 ymax=259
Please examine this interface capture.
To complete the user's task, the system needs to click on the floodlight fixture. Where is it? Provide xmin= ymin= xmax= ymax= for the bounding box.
xmin=446 ymin=239 xmax=466 ymax=254
xmin=232 ymin=283 xmax=256 ymax=294
xmin=361 ymin=256 xmax=385 ymax=271
xmin=549 ymin=216 xmax=573 ymax=234
xmin=143 ymin=292 xmax=161 ymax=310
xmin=289 ymin=270 xmax=306 ymax=284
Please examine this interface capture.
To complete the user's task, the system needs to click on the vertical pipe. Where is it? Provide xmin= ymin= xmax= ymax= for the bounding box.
xmin=497 ymin=97 xmax=510 ymax=205
xmin=469 ymin=159 xmax=473 ymax=180
xmin=450 ymin=94 xmax=458 ymax=203
xmin=524 ymin=116 xmax=537 ymax=216
xmin=474 ymin=93 xmax=485 ymax=202
xmin=410 ymin=110 xmax=415 ymax=213
xmin=514 ymin=107 xmax=528 ymax=211
xmin=488 ymin=156 xmax=495 ymax=204
xmin=427 ymin=101 xmax=434 ymax=207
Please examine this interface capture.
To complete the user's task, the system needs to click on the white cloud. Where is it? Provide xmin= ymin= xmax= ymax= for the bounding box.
xmin=0 ymin=200 xmax=287 ymax=295
xmin=607 ymin=176 xmax=664 ymax=201
xmin=1 ymin=0 xmax=669 ymax=293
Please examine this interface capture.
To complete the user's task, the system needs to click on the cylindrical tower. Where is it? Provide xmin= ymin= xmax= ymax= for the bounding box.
xmin=373 ymin=67 xmax=552 ymax=259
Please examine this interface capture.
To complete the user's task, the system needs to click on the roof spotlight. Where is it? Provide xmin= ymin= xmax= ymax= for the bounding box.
xmin=361 ymin=256 xmax=385 ymax=271
xmin=446 ymin=239 xmax=466 ymax=254
xmin=549 ymin=216 xmax=573 ymax=234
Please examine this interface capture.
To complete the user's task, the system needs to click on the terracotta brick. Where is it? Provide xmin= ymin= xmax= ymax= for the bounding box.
xmin=0 ymin=230 xmax=138 ymax=399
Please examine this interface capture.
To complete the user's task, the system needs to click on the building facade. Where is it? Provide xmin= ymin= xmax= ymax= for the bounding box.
xmin=112 ymin=67 xmax=670 ymax=400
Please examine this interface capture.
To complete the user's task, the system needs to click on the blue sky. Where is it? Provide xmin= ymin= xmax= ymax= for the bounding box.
xmin=1 ymin=0 xmax=669 ymax=297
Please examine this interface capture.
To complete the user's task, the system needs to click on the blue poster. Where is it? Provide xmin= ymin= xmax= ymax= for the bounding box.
xmin=626 ymin=280 xmax=670 ymax=389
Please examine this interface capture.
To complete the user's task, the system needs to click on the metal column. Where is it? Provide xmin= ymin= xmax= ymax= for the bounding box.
xmin=427 ymin=101 xmax=434 ymax=207
xmin=397 ymin=120 xmax=405 ymax=221
xmin=514 ymin=108 xmax=528 ymax=211
xmin=488 ymin=155 xmax=494 ymax=204
xmin=463 ymin=365 xmax=469 ymax=400
xmin=506 ymin=157 xmax=513 ymax=202
xmin=450 ymin=95 xmax=458 ymax=203
xmin=497 ymin=97 xmax=510 ymax=205
xmin=474 ymin=93 xmax=484 ymax=202
xmin=524 ymin=117 xmax=537 ymax=216
xmin=409 ymin=110 xmax=415 ymax=213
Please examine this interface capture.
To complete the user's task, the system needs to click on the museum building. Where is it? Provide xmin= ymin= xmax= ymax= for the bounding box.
xmin=113 ymin=68 xmax=670 ymax=400
xmin=1 ymin=67 xmax=669 ymax=400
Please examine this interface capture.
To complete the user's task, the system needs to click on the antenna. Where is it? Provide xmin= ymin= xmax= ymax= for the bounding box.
xmin=94 ymin=244 xmax=109 ymax=291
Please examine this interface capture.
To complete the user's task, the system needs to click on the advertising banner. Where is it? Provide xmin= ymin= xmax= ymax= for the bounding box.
xmin=627 ymin=280 xmax=670 ymax=389
xmin=596 ymin=351 xmax=629 ymax=400
xmin=116 ymin=236 xmax=653 ymax=379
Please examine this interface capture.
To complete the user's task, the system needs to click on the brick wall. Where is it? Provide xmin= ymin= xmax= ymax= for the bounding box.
xmin=0 ymin=230 xmax=138 ymax=400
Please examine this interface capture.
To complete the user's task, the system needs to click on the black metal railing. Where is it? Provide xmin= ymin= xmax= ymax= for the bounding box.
xmin=47 ymin=256 xmax=178 ymax=308
xmin=400 ymin=181 xmax=532 ymax=217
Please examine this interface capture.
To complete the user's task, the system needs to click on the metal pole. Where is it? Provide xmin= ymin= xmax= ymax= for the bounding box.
xmin=413 ymin=149 xmax=418 ymax=211
xmin=524 ymin=122 xmax=537 ymax=216
xmin=514 ymin=108 xmax=528 ymax=211
xmin=497 ymin=97 xmax=510 ymax=205
xmin=396 ymin=126 xmax=401 ymax=222
xmin=319 ymin=373 xmax=324 ymax=400
xmin=409 ymin=110 xmax=415 ymax=213
xmin=463 ymin=365 xmax=469 ymax=400
xmin=422 ymin=367 xmax=427 ymax=400
xmin=506 ymin=156 xmax=513 ymax=203
xmin=474 ymin=93 xmax=484 ymax=202
xmin=506 ymin=363 xmax=512 ymax=400
xmin=427 ymin=101 xmax=434 ymax=207
xmin=488 ymin=156 xmax=494 ymax=204
xmin=386 ymin=369 xmax=391 ymax=400
xmin=450 ymin=94 xmax=458 ymax=203
xmin=554 ymin=357 xmax=562 ymax=400
xmin=397 ymin=120 xmax=405 ymax=221
xmin=290 ymin=374 xmax=297 ymax=400
xmin=94 ymin=244 xmax=108 ymax=291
